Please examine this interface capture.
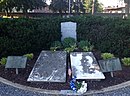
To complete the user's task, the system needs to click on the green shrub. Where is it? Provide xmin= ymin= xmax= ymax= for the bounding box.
xmin=23 ymin=53 xmax=34 ymax=60
xmin=101 ymin=53 xmax=114 ymax=60
xmin=121 ymin=57 xmax=130 ymax=66
xmin=1 ymin=16 xmax=130 ymax=58
xmin=0 ymin=57 xmax=7 ymax=66
xmin=78 ymin=40 xmax=94 ymax=51
xmin=62 ymin=37 xmax=76 ymax=48
xmin=50 ymin=41 xmax=62 ymax=51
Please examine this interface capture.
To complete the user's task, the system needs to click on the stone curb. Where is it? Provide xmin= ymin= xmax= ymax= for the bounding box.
xmin=0 ymin=77 xmax=130 ymax=95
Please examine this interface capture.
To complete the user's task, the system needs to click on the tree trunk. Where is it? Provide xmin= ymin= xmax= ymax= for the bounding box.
xmin=92 ymin=0 xmax=95 ymax=15
xmin=124 ymin=0 xmax=129 ymax=18
xmin=23 ymin=9 xmax=28 ymax=18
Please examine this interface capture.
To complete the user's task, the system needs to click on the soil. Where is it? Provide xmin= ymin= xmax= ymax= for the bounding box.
xmin=0 ymin=52 xmax=130 ymax=91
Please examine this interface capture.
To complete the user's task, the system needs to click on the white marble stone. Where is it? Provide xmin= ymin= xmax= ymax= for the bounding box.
xmin=27 ymin=51 xmax=67 ymax=82
xmin=61 ymin=22 xmax=77 ymax=41
xmin=70 ymin=52 xmax=105 ymax=79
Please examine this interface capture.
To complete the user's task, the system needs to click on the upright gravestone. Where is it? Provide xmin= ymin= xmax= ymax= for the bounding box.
xmin=70 ymin=52 xmax=105 ymax=79
xmin=61 ymin=22 xmax=77 ymax=41
xmin=27 ymin=51 xmax=67 ymax=82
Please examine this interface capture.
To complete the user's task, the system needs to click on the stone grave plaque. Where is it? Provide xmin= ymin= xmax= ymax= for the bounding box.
xmin=5 ymin=56 xmax=27 ymax=74
xmin=61 ymin=22 xmax=77 ymax=41
xmin=98 ymin=58 xmax=122 ymax=72
xmin=70 ymin=52 xmax=105 ymax=79
xmin=27 ymin=51 xmax=67 ymax=82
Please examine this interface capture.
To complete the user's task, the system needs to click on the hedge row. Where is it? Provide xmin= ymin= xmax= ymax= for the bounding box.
xmin=0 ymin=17 xmax=61 ymax=57
xmin=0 ymin=15 xmax=130 ymax=57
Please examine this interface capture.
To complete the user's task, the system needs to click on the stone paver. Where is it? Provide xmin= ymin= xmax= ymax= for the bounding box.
xmin=0 ymin=82 xmax=52 ymax=96
xmin=92 ymin=87 xmax=130 ymax=96
xmin=0 ymin=82 xmax=130 ymax=96
xmin=1 ymin=77 xmax=130 ymax=96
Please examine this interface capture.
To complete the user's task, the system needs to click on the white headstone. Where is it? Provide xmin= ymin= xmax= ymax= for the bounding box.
xmin=61 ymin=22 xmax=77 ymax=41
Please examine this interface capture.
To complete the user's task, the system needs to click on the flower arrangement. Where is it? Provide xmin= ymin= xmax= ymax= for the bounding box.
xmin=70 ymin=76 xmax=87 ymax=93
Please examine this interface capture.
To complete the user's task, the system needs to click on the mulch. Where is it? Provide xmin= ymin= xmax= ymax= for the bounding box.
xmin=0 ymin=52 xmax=130 ymax=91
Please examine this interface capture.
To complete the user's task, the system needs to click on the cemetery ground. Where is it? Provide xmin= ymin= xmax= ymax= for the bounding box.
xmin=0 ymin=52 xmax=130 ymax=91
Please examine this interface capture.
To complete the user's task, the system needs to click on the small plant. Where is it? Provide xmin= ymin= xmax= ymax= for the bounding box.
xmin=62 ymin=37 xmax=76 ymax=48
xmin=78 ymin=40 xmax=94 ymax=51
xmin=122 ymin=57 xmax=130 ymax=66
xmin=50 ymin=41 xmax=62 ymax=51
xmin=64 ymin=45 xmax=77 ymax=53
xmin=101 ymin=53 xmax=114 ymax=60
xmin=0 ymin=57 xmax=7 ymax=66
xmin=24 ymin=53 xmax=34 ymax=60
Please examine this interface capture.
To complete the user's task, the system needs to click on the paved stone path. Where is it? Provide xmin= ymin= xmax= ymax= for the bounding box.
xmin=92 ymin=86 xmax=130 ymax=96
xmin=1 ymin=82 xmax=130 ymax=96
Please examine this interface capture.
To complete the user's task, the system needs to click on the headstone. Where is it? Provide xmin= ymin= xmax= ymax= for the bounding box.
xmin=98 ymin=58 xmax=122 ymax=77
xmin=5 ymin=56 xmax=27 ymax=74
xmin=70 ymin=52 xmax=105 ymax=79
xmin=27 ymin=51 xmax=67 ymax=82
xmin=61 ymin=22 xmax=77 ymax=41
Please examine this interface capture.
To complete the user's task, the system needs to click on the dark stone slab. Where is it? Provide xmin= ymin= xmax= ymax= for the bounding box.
xmin=70 ymin=52 xmax=105 ymax=79
xmin=27 ymin=51 xmax=67 ymax=82
xmin=5 ymin=56 xmax=27 ymax=68
xmin=98 ymin=58 xmax=122 ymax=72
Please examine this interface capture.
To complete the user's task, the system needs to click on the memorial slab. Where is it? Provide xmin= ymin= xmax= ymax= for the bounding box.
xmin=61 ymin=22 xmax=77 ymax=41
xmin=98 ymin=58 xmax=122 ymax=72
xmin=5 ymin=56 xmax=27 ymax=74
xmin=27 ymin=51 xmax=67 ymax=82
xmin=70 ymin=52 xmax=105 ymax=79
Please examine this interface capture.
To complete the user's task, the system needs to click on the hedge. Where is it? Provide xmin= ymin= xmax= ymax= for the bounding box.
xmin=0 ymin=15 xmax=130 ymax=57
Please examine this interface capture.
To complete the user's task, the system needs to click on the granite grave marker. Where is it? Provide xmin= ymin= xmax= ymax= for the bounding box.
xmin=70 ymin=52 xmax=105 ymax=79
xmin=27 ymin=51 xmax=67 ymax=82
xmin=5 ymin=56 xmax=27 ymax=74
xmin=98 ymin=58 xmax=122 ymax=77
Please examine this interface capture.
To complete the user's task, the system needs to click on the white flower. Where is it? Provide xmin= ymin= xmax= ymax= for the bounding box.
xmin=77 ymin=81 xmax=87 ymax=93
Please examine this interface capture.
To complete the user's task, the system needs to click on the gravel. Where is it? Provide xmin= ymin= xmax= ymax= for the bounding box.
xmin=1 ymin=82 xmax=130 ymax=96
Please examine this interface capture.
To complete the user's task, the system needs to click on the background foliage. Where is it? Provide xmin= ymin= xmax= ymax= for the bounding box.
xmin=0 ymin=15 xmax=130 ymax=57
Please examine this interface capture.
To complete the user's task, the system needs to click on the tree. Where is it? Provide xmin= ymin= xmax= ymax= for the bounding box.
xmin=15 ymin=0 xmax=47 ymax=14
xmin=49 ymin=0 xmax=68 ymax=13
xmin=72 ymin=0 xmax=86 ymax=13
xmin=0 ymin=0 xmax=16 ymax=15
xmin=84 ymin=0 xmax=103 ymax=13
xmin=0 ymin=0 xmax=47 ymax=16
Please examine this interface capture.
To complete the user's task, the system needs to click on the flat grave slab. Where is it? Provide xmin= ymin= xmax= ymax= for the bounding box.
xmin=5 ymin=56 xmax=27 ymax=74
xmin=70 ymin=52 xmax=105 ymax=79
xmin=27 ymin=51 xmax=67 ymax=82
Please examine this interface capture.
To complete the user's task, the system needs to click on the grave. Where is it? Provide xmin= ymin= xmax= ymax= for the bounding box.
xmin=98 ymin=58 xmax=122 ymax=77
xmin=70 ymin=52 xmax=105 ymax=79
xmin=61 ymin=22 xmax=77 ymax=41
xmin=27 ymin=51 xmax=67 ymax=82
xmin=5 ymin=56 xmax=27 ymax=74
